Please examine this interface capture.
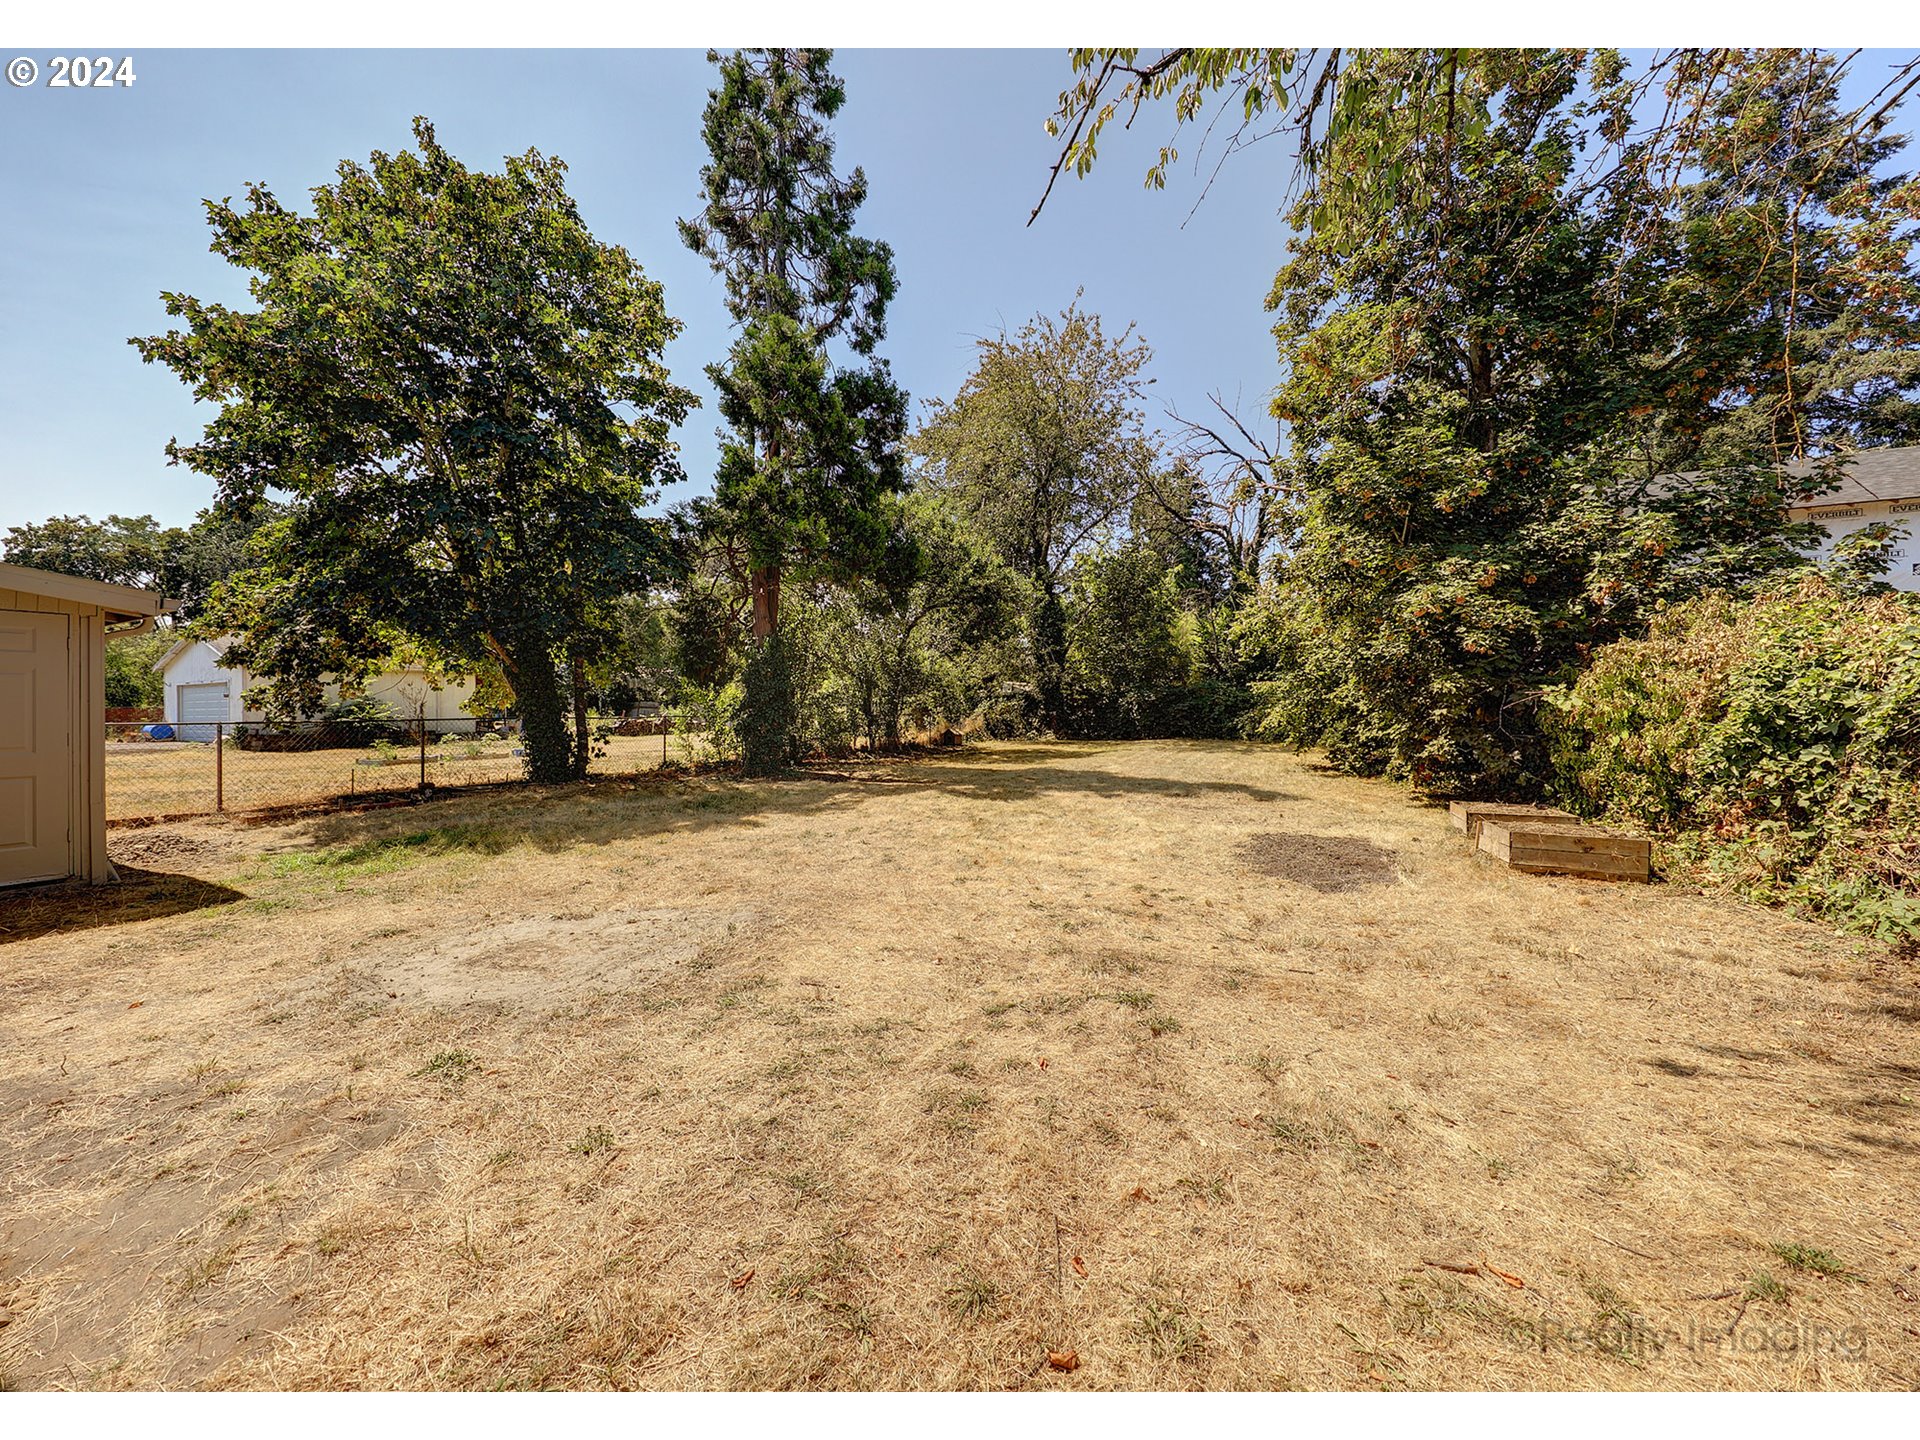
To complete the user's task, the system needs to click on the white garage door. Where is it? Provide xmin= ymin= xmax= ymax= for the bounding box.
xmin=0 ymin=610 xmax=72 ymax=887
xmin=177 ymin=682 xmax=228 ymax=743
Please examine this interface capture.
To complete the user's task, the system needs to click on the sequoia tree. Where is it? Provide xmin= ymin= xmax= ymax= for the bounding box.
xmin=680 ymin=48 xmax=908 ymax=773
xmin=133 ymin=118 xmax=693 ymax=782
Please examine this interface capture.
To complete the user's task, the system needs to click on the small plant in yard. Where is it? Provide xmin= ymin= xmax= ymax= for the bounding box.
xmin=571 ymin=1126 xmax=617 ymax=1156
xmin=1581 ymin=1279 xmax=1650 ymax=1365
xmin=1242 ymin=1051 xmax=1288 ymax=1081
xmin=1133 ymin=1292 xmax=1205 ymax=1363
xmin=1770 ymin=1242 xmax=1856 ymax=1279
xmin=944 ymin=1270 xmax=999 ymax=1322
xmin=1745 ymin=1272 xmax=1789 ymax=1303
xmin=417 ymin=1050 xmax=478 ymax=1083
xmin=1267 ymin=1114 xmax=1322 ymax=1148
xmin=780 ymin=1169 xmax=823 ymax=1197
xmin=1175 ymin=1171 xmax=1233 ymax=1206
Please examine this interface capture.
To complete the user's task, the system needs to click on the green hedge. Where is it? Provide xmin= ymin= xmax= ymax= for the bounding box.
xmin=1546 ymin=574 xmax=1920 ymax=941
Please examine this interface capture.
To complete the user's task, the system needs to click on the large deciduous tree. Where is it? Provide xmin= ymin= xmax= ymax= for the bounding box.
xmin=680 ymin=48 xmax=907 ymax=773
xmin=912 ymin=301 xmax=1158 ymax=732
xmin=133 ymin=118 xmax=694 ymax=783
xmin=2 ymin=513 xmax=168 ymax=589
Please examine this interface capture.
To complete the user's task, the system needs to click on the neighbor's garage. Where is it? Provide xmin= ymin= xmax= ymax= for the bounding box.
xmin=0 ymin=562 xmax=172 ymax=887
xmin=174 ymin=680 xmax=230 ymax=743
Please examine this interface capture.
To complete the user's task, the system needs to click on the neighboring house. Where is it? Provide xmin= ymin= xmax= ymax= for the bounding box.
xmin=1781 ymin=445 xmax=1920 ymax=592
xmin=1 ymin=561 xmax=173 ymax=887
xmin=153 ymin=636 xmax=479 ymax=740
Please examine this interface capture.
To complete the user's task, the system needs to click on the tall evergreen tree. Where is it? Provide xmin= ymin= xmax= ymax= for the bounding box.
xmin=680 ymin=48 xmax=907 ymax=773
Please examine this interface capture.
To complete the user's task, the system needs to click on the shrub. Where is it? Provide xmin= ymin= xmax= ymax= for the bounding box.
xmin=675 ymin=677 xmax=744 ymax=765
xmin=316 ymin=695 xmax=401 ymax=748
xmin=1546 ymin=573 xmax=1920 ymax=940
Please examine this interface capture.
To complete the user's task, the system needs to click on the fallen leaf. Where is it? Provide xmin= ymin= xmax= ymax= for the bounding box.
xmin=1038 ymin=1058 xmax=1049 ymax=1069
xmin=730 ymin=1268 xmax=754 ymax=1290
xmin=1422 ymin=1258 xmax=1481 ymax=1276
xmin=1071 ymin=1255 xmax=1088 ymax=1278
xmin=1482 ymin=1259 xmax=1525 ymax=1289
xmin=1047 ymin=1348 xmax=1080 ymax=1372
xmin=1128 ymin=1186 xmax=1152 ymax=1203
xmin=127 ymin=1001 xmax=143 ymax=1010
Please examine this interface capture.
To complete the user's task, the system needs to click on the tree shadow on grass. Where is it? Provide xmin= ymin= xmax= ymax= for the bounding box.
xmin=0 ymin=868 xmax=246 ymax=946
xmin=293 ymin=742 xmax=1304 ymax=857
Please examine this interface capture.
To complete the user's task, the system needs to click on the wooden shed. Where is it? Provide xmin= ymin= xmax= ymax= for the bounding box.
xmin=0 ymin=562 xmax=173 ymax=887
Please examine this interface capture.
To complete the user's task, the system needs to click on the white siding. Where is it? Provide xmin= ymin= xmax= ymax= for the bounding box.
xmin=350 ymin=669 xmax=478 ymax=725
xmin=160 ymin=639 xmax=475 ymax=726
xmin=159 ymin=641 xmax=255 ymax=723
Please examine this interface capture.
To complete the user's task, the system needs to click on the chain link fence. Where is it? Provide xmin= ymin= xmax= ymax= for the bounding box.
xmin=104 ymin=712 xmax=702 ymax=823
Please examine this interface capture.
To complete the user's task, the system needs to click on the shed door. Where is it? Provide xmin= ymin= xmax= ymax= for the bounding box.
xmin=177 ymin=682 xmax=228 ymax=742
xmin=0 ymin=611 xmax=73 ymax=887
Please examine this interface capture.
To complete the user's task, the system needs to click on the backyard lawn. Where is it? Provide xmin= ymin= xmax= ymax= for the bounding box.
xmin=1 ymin=740 xmax=1915 ymax=1390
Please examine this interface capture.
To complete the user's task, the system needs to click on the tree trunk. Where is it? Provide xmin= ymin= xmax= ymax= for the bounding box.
xmin=1034 ymin=586 xmax=1069 ymax=734
xmin=507 ymin=648 xmax=575 ymax=785
xmin=750 ymin=564 xmax=782 ymax=638
xmin=1466 ymin=334 xmax=1497 ymax=452
xmin=570 ymin=648 xmax=591 ymax=780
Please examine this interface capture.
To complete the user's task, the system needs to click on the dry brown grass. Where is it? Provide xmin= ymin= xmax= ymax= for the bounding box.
xmin=2 ymin=739 xmax=1917 ymax=1391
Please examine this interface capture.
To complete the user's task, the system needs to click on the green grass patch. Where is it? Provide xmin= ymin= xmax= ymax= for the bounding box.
xmin=417 ymin=1049 xmax=479 ymax=1083
xmin=1769 ymin=1242 xmax=1857 ymax=1279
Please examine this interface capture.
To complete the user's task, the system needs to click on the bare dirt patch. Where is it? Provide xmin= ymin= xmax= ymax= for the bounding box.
xmin=2 ymin=741 xmax=1916 ymax=1391
xmin=108 ymin=827 xmax=235 ymax=869
xmin=307 ymin=904 xmax=760 ymax=1008
xmin=1233 ymin=831 xmax=1399 ymax=892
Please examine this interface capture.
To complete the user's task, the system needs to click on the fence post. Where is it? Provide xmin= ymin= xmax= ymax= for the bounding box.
xmin=663 ymin=710 xmax=669 ymax=766
xmin=419 ymin=721 xmax=428 ymax=791
xmin=215 ymin=723 xmax=225 ymax=813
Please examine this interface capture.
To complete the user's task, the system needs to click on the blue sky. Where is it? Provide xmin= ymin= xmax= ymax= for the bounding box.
xmin=0 ymin=49 xmax=1291 ymax=534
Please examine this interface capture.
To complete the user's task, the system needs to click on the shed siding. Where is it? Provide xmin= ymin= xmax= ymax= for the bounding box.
xmin=0 ymin=590 xmax=110 ymax=883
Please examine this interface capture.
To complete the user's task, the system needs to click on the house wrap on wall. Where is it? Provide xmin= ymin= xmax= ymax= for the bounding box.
xmin=153 ymin=636 xmax=478 ymax=739
xmin=1781 ymin=444 xmax=1920 ymax=591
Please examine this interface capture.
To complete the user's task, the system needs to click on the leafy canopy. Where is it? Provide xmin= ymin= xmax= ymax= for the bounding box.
xmin=132 ymin=117 xmax=694 ymax=781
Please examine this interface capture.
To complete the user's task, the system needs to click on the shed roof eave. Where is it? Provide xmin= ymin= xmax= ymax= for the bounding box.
xmin=0 ymin=560 xmax=176 ymax=618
